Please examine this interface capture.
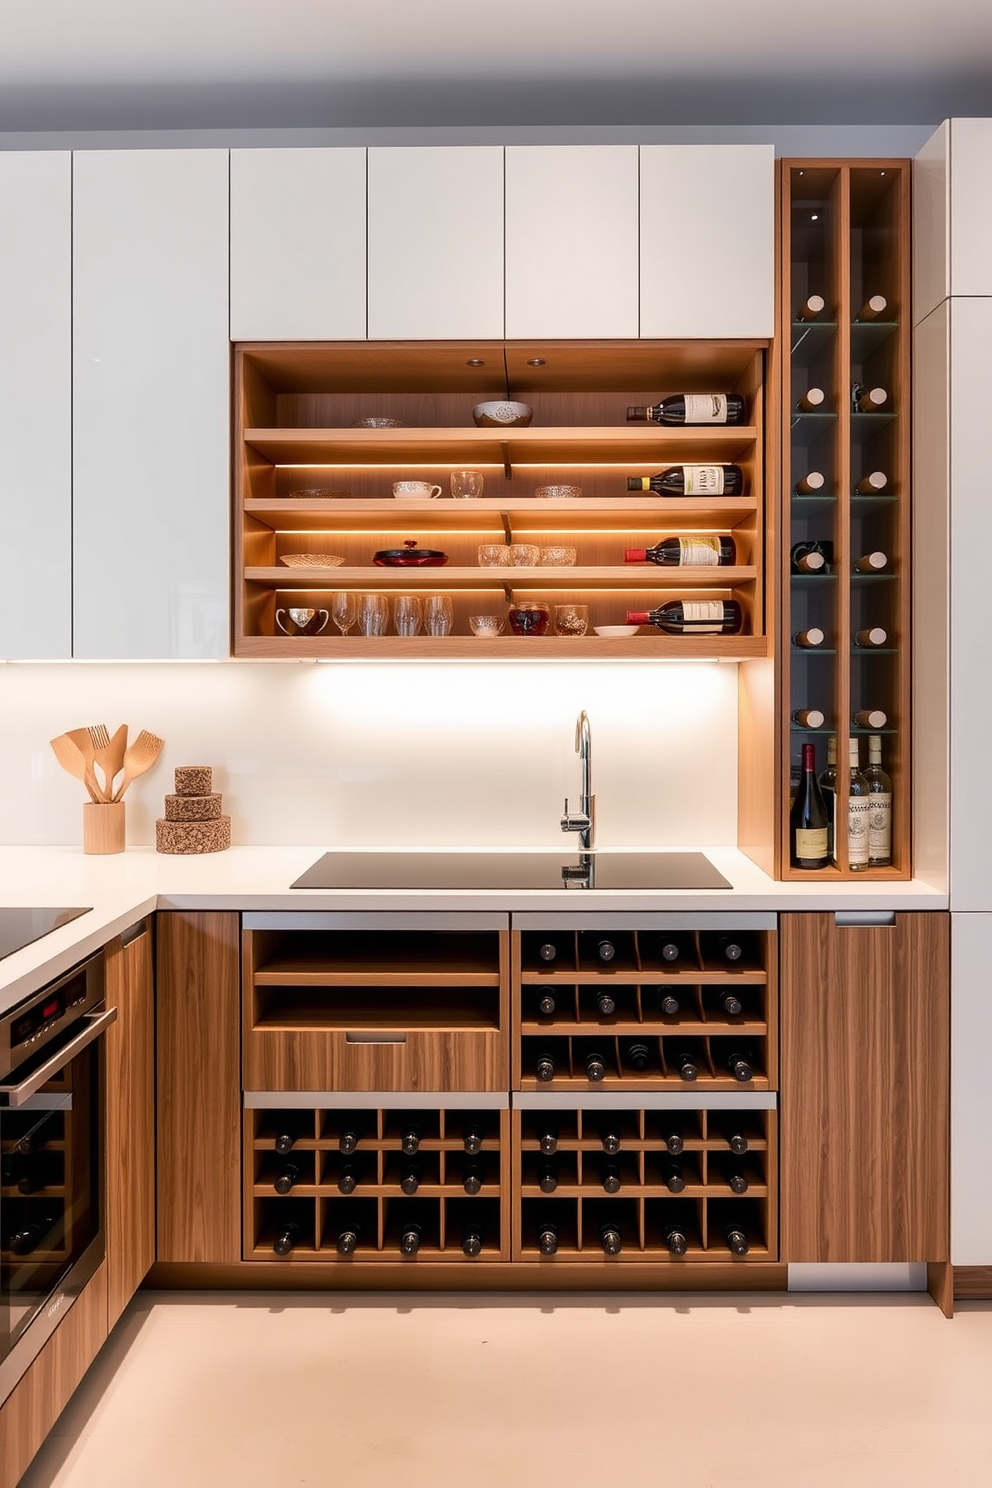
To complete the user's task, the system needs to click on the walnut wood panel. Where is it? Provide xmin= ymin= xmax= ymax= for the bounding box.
xmin=953 ymin=1266 xmax=992 ymax=1300
xmin=780 ymin=912 xmax=949 ymax=1262
xmin=104 ymin=922 xmax=156 ymax=1330
xmin=0 ymin=1264 xmax=108 ymax=1488
xmin=927 ymin=1261 xmax=953 ymax=1318
xmin=243 ymin=1029 xmax=507 ymax=1093
xmin=157 ymin=912 xmax=241 ymax=1263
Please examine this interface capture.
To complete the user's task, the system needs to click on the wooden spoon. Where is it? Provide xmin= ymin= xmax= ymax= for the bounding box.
xmin=112 ymin=730 xmax=164 ymax=802
xmin=50 ymin=733 xmax=101 ymax=803
xmin=64 ymin=727 xmax=106 ymax=801
xmin=89 ymin=723 xmax=128 ymax=800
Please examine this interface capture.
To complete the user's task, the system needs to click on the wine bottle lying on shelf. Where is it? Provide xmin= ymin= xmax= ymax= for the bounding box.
xmin=625 ymin=535 xmax=736 ymax=567
xmin=717 ymin=988 xmax=744 ymax=1017
xmin=400 ymin=1164 xmax=421 ymax=1195
xmin=400 ymin=1125 xmax=422 ymax=1156
xmin=662 ymin=1125 xmax=684 ymax=1156
xmin=663 ymin=1219 xmax=689 ymax=1256
xmin=854 ymin=627 xmax=888 ymax=648
xmin=856 ymin=471 xmax=888 ymax=494
xmin=625 ymin=601 xmax=743 ymax=636
xmin=793 ymin=628 xmax=826 ymax=648
xmin=538 ymin=1221 xmax=559 ymax=1256
xmin=797 ymin=387 xmax=826 ymax=411
xmin=626 ymin=465 xmax=744 ymax=497
xmin=581 ymin=932 xmax=616 ymax=963
xmin=538 ymin=1164 xmax=558 ymax=1194
xmin=702 ymin=931 xmax=745 ymax=964
xmin=272 ymin=1222 xmax=300 ymax=1258
xmin=462 ymin=1224 xmax=483 ymax=1258
xmin=724 ymin=1049 xmax=755 ymax=1082
xmin=535 ymin=1051 xmax=556 ymax=1082
xmin=462 ymin=1161 xmax=483 ymax=1196
xmin=538 ymin=1125 xmax=558 ymax=1156
xmin=600 ymin=1222 xmax=622 ymax=1256
xmin=601 ymin=1162 xmax=622 ymax=1194
xmin=626 ymin=394 xmax=746 ymax=426
xmin=853 ymin=383 xmax=888 ymax=412
xmin=462 ymin=1121 xmax=484 ymax=1156
xmin=856 ymin=294 xmax=888 ymax=321
xmin=537 ymin=991 xmax=556 ymax=1016
xmin=338 ymin=1128 xmax=359 ymax=1156
xmin=399 ymin=1222 xmax=422 ymax=1257
xmin=796 ymin=294 xmax=826 ymax=321
xmin=662 ymin=1161 xmax=686 ymax=1194
xmin=791 ymin=541 xmax=832 ymax=573
xmin=727 ymin=1168 xmax=749 ymax=1195
xmin=625 ymin=1040 xmax=651 ymax=1072
xmin=595 ymin=989 xmax=616 ymax=1017
xmin=336 ymin=1225 xmax=360 ymax=1256
xmin=673 ymin=1049 xmax=699 ymax=1082
xmin=723 ymin=1220 xmax=750 ymax=1256
xmin=855 ymin=551 xmax=888 ymax=573
xmin=795 ymin=471 xmax=826 ymax=494
xmin=792 ymin=709 xmax=826 ymax=729
xmin=585 ymin=1050 xmax=608 ymax=1083
xmin=854 ymin=708 xmax=887 ymax=729
xmin=600 ymin=1125 xmax=622 ymax=1155
xmin=273 ymin=1163 xmax=300 ymax=1195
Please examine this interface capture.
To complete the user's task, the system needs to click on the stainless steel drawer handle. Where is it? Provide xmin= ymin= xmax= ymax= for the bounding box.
xmin=834 ymin=911 xmax=896 ymax=927
xmin=346 ymin=1031 xmax=408 ymax=1045
xmin=0 ymin=1008 xmax=118 ymax=1107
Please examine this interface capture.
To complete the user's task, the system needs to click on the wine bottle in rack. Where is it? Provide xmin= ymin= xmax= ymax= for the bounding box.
xmin=673 ymin=1048 xmax=699 ymax=1082
xmin=657 ymin=988 xmax=680 ymax=1016
xmin=15 ymin=1165 xmax=44 ymax=1195
xmin=625 ymin=1040 xmax=652 ymax=1072
xmin=626 ymin=465 xmax=744 ymax=497
xmin=791 ymin=541 xmax=831 ymax=573
xmin=796 ymin=293 xmax=826 ymax=321
xmin=845 ymin=736 xmax=871 ymax=872
xmin=659 ymin=936 xmax=685 ymax=964
xmin=462 ymin=1120 xmax=484 ymax=1156
xmin=273 ymin=1163 xmax=300 ymax=1196
xmin=720 ymin=1124 xmax=750 ymax=1156
xmin=7 ymin=1216 xmax=60 ymax=1255
xmin=856 ymin=471 xmax=888 ymax=494
xmin=854 ymin=626 xmax=888 ymax=648
xmin=793 ymin=627 xmax=826 ymax=648
xmin=790 ymin=741 xmax=829 ymax=870
xmin=663 ymin=1219 xmax=689 ymax=1256
xmin=535 ymin=1051 xmax=556 ymax=1082
xmin=274 ymin=1127 xmax=303 ymax=1156
xmin=819 ymin=736 xmax=837 ymax=860
xmin=854 ymin=708 xmax=887 ymax=729
xmin=624 ymin=535 xmax=736 ymax=566
xmin=724 ymin=1049 xmax=755 ymax=1082
xmin=702 ymin=932 xmax=745 ymax=964
xmin=581 ymin=933 xmax=616 ymax=964
xmin=864 ymin=735 xmax=893 ymax=867
xmin=462 ymin=1224 xmax=483 ymax=1258
xmin=852 ymin=383 xmax=888 ymax=412
xmin=792 ymin=709 xmax=825 ymax=729
xmin=854 ymin=551 xmax=888 ymax=573
xmin=538 ymin=1164 xmax=558 ymax=1194
xmin=462 ymin=1161 xmax=483 ymax=1196
xmin=795 ymin=471 xmax=826 ymax=494
xmin=662 ymin=1125 xmax=685 ymax=1156
xmin=12 ymin=1128 xmax=49 ymax=1156
xmin=338 ymin=1128 xmax=359 ymax=1156
xmin=601 ymin=1162 xmax=622 ymax=1194
xmin=797 ymin=387 xmax=826 ymax=411
xmin=717 ymin=988 xmax=744 ymax=1017
xmin=537 ymin=991 xmax=557 ymax=1016
xmin=723 ymin=1220 xmax=750 ymax=1256
xmin=856 ymin=294 xmax=888 ymax=321
xmin=585 ymin=1050 xmax=608 ymax=1083
xmin=336 ymin=1224 xmax=360 ymax=1256
xmin=272 ymin=1222 xmax=301 ymax=1258
xmin=538 ymin=1221 xmax=559 ymax=1256
xmin=662 ymin=1161 xmax=686 ymax=1194
xmin=626 ymin=393 xmax=746 ymax=426
xmin=538 ymin=1125 xmax=558 ymax=1156
xmin=727 ymin=1168 xmax=749 ymax=1195
xmin=625 ymin=601 xmax=743 ymax=636
xmin=599 ymin=1125 xmax=622 ymax=1155
xmin=400 ymin=1163 xmax=421 ymax=1195
xmin=399 ymin=1221 xmax=422 ymax=1257
xmin=600 ymin=1222 xmax=623 ymax=1256
xmin=400 ymin=1124 xmax=422 ymax=1156
xmin=595 ymin=988 xmax=617 ymax=1017
xmin=537 ymin=935 xmax=570 ymax=965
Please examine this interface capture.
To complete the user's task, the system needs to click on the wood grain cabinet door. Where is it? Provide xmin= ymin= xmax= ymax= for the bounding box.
xmin=105 ymin=921 xmax=156 ymax=1328
xmin=780 ymin=911 xmax=949 ymax=1263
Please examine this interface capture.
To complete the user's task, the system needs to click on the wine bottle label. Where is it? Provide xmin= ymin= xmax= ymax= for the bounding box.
xmin=683 ymin=394 xmax=728 ymax=424
xmin=680 ymin=601 xmax=726 ymax=633
xmin=681 ymin=464 xmax=726 ymax=495
xmin=795 ymin=827 xmax=828 ymax=858
xmin=869 ymin=794 xmax=892 ymax=857
xmin=678 ymin=537 xmax=722 ymax=565
xmin=848 ymin=796 xmax=871 ymax=865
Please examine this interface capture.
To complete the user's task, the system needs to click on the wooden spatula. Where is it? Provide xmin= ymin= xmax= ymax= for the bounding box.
xmin=112 ymin=730 xmax=164 ymax=802
xmin=50 ymin=733 xmax=101 ymax=803
xmin=64 ymin=727 xmax=106 ymax=801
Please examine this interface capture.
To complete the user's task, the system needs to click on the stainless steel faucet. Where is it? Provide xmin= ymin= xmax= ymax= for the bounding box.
xmin=561 ymin=709 xmax=595 ymax=851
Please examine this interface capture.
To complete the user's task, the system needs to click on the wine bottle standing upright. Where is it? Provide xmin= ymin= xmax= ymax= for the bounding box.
xmin=843 ymin=737 xmax=871 ymax=872
xmin=626 ymin=393 xmax=746 ymax=426
xmin=864 ymin=735 xmax=893 ymax=866
xmin=790 ymin=742 xmax=829 ymax=869
xmin=818 ymin=736 xmax=837 ymax=860
xmin=626 ymin=465 xmax=743 ymax=496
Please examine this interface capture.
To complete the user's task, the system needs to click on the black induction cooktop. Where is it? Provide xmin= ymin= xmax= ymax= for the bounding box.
xmin=0 ymin=907 xmax=90 ymax=962
xmin=291 ymin=852 xmax=731 ymax=892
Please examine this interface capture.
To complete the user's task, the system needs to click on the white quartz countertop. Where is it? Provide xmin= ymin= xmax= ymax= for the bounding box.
xmin=0 ymin=845 xmax=947 ymax=1013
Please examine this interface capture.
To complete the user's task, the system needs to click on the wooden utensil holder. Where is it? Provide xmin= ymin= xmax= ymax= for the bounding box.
xmin=83 ymin=801 xmax=125 ymax=855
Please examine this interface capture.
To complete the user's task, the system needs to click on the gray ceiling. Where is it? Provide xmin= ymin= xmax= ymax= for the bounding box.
xmin=1 ymin=0 xmax=991 ymax=131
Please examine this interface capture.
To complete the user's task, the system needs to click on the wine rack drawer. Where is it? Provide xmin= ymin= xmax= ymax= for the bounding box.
xmin=244 ymin=1094 xmax=511 ymax=1263
xmin=511 ymin=1095 xmax=778 ymax=1263
xmin=242 ymin=920 xmax=511 ymax=1092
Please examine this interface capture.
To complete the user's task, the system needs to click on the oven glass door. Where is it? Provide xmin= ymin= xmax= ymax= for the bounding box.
xmin=0 ymin=1025 xmax=101 ymax=1391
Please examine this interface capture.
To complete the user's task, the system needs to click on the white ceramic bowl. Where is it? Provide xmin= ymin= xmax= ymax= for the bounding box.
xmin=472 ymin=401 xmax=533 ymax=428
xmin=594 ymin=625 xmax=641 ymax=638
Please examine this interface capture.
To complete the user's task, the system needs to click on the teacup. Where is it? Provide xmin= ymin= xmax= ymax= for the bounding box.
xmin=393 ymin=480 xmax=442 ymax=501
xmin=276 ymin=607 xmax=329 ymax=637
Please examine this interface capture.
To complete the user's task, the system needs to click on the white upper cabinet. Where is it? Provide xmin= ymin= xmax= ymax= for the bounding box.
xmin=0 ymin=152 xmax=72 ymax=660
xmin=504 ymin=146 xmax=639 ymax=339
xmin=914 ymin=119 xmax=992 ymax=325
xmin=230 ymin=148 xmax=367 ymax=342
xmin=72 ymin=150 xmax=230 ymax=659
xmin=367 ymin=147 xmax=504 ymax=340
xmin=639 ymin=146 xmax=775 ymax=339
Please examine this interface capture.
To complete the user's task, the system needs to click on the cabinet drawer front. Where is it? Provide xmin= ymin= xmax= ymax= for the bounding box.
xmin=244 ymin=1027 xmax=508 ymax=1092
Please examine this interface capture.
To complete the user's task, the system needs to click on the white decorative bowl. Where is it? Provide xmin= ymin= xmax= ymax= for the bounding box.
xmin=594 ymin=625 xmax=641 ymax=638
xmin=472 ymin=401 xmax=533 ymax=428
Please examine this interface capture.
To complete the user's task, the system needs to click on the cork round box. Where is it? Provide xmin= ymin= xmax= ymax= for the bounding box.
xmin=174 ymin=766 xmax=212 ymax=796
xmin=164 ymin=793 xmax=222 ymax=822
xmin=155 ymin=816 xmax=231 ymax=854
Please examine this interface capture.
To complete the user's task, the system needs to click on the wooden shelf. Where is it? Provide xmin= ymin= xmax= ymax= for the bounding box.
xmin=234 ymin=633 xmax=768 ymax=660
xmin=247 ymin=564 xmax=759 ymax=590
xmin=245 ymin=495 xmax=760 ymax=530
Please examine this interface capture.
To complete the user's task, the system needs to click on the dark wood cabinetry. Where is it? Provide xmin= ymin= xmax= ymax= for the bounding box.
xmin=105 ymin=920 xmax=155 ymax=1328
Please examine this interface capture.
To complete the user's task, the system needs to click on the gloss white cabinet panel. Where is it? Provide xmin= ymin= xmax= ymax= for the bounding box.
xmin=72 ymin=150 xmax=230 ymax=659
xmin=914 ymin=119 xmax=992 ymax=323
xmin=949 ymin=299 xmax=992 ymax=910
xmin=639 ymin=146 xmax=774 ymax=339
xmin=367 ymin=147 xmax=503 ymax=340
xmin=951 ymin=912 xmax=992 ymax=1263
xmin=230 ymin=148 xmax=366 ymax=341
xmin=504 ymin=146 xmax=638 ymax=339
xmin=913 ymin=122 xmax=949 ymax=326
xmin=0 ymin=152 xmax=72 ymax=659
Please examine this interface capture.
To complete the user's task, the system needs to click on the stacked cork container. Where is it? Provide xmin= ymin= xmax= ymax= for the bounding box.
xmin=155 ymin=766 xmax=231 ymax=854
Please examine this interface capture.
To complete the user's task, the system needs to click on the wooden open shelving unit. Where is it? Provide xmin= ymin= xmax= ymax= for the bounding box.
xmin=778 ymin=161 xmax=911 ymax=878
xmin=234 ymin=340 xmax=767 ymax=659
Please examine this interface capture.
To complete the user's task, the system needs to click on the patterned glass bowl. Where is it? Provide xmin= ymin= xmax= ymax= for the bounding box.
xmin=478 ymin=544 xmax=511 ymax=566
xmin=534 ymin=484 xmax=582 ymax=499
xmin=539 ymin=545 xmax=577 ymax=567
xmin=472 ymin=401 xmax=533 ymax=428
xmin=469 ymin=615 xmax=506 ymax=637
xmin=278 ymin=553 xmax=346 ymax=568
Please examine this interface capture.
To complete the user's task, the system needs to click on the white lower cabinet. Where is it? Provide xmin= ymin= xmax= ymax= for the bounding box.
xmin=951 ymin=912 xmax=992 ymax=1264
xmin=72 ymin=149 xmax=231 ymax=659
xmin=0 ymin=152 xmax=72 ymax=659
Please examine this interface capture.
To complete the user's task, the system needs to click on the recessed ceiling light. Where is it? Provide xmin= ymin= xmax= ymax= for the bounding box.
xmin=810 ymin=213 xmax=819 ymax=221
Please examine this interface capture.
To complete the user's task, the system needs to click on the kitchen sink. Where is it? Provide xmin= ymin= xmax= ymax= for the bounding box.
xmin=291 ymin=851 xmax=731 ymax=891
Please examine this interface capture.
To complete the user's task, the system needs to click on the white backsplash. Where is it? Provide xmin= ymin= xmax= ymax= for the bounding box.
xmin=0 ymin=660 xmax=739 ymax=848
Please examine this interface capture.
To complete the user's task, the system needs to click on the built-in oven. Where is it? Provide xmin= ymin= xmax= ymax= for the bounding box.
xmin=0 ymin=950 xmax=115 ymax=1406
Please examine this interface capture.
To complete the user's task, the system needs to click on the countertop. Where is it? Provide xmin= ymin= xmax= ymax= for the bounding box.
xmin=0 ymin=845 xmax=947 ymax=1015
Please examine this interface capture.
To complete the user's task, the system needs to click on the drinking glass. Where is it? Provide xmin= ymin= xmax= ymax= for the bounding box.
xmin=450 ymin=469 xmax=485 ymax=499
xmin=554 ymin=603 xmax=589 ymax=637
xmin=394 ymin=595 xmax=424 ymax=637
xmin=331 ymin=592 xmax=357 ymax=635
xmin=424 ymin=595 xmax=454 ymax=636
xmin=358 ymin=593 xmax=389 ymax=636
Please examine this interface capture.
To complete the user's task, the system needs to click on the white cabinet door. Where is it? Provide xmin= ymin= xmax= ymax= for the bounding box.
xmin=72 ymin=150 xmax=230 ymax=659
xmin=230 ymin=147 xmax=366 ymax=341
xmin=505 ymin=146 xmax=639 ymax=339
xmin=367 ymin=147 xmax=503 ymax=340
xmin=915 ymin=119 xmax=992 ymax=320
xmin=640 ymin=146 xmax=774 ymax=339
xmin=951 ymin=911 xmax=992 ymax=1264
xmin=913 ymin=121 xmax=949 ymax=326
xmin=0 ymin=152 xmax=72 ymax=659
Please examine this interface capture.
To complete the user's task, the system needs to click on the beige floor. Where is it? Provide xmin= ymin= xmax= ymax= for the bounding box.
xmin=17 ymin=1290 xmax=992 ymax=1488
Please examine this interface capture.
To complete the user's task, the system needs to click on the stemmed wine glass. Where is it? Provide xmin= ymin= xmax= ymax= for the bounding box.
xmin=331 ymin=592 xmax=357 ymax=636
